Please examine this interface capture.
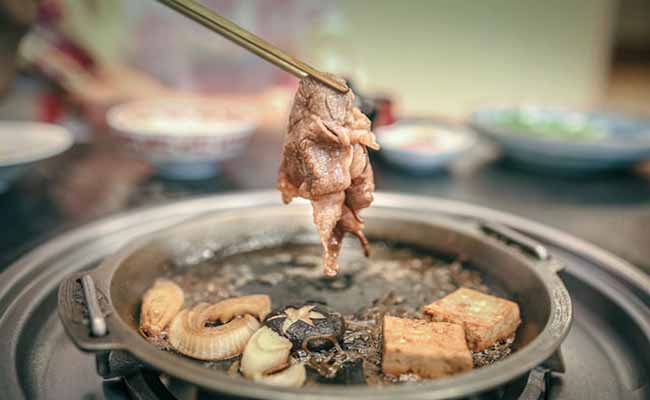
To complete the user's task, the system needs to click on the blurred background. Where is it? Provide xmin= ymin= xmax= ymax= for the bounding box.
xmin=0 ymin=0 xmax=649 ymax=273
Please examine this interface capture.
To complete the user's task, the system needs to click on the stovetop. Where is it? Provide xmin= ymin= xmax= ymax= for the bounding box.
xmin=1 ymin=193 xmax=648 ymax=400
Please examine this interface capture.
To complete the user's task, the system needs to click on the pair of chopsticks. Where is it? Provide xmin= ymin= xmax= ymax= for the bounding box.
xmin=155 ymin=0 xmax=349 ymax=93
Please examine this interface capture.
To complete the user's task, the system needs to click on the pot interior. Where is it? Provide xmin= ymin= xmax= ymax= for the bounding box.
xmin=107 ymin=205 xmax=552 ymax=384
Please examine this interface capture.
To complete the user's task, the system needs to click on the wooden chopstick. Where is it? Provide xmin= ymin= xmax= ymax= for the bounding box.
xmin=155 ymin=0 xmax=349 ymax=93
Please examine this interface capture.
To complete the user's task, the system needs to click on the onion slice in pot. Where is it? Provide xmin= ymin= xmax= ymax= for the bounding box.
xmin=240 ymin=326 xmax=292 ymax=378
xmin=168 ymin=301 xmax=262 ymax=360
xmin=139 ymin=279 xmax=184 ymax=338
xmin=211 ymin=294 xmax=271 ymax=323
xmin=253 ymin=362 xmax=307 ymax=387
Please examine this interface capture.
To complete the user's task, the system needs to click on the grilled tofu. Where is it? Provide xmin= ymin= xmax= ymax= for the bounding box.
xmin=381 ymin=316 xmax=473 ymax=379
xmin=423 ymin=288 xmax=521 ymax=351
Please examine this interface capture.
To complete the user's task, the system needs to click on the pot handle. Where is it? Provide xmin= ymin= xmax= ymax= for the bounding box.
xmin=58 ymin=272 xmax=124 ymax=352
xmin=480 ymin=222 xmax=564 ymax=273
xmin=480 ymin=222 xmax=573 ymax=372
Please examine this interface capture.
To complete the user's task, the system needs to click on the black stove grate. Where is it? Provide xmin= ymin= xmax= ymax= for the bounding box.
xmin=113 ymin=363 xmax=552 ymax=400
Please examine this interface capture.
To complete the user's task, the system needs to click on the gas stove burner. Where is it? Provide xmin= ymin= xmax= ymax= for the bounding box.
xmin=118 ymin=367 xmax=552 ymax=400
xmin=97 ymin=343 xmax=560 ymax=399
xmin=97 ymin=340 xmax=559 ymax=400
xmin=1 ymin=193 xmax=649 ymax=400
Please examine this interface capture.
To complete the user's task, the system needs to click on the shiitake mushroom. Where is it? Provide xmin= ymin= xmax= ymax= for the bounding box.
xmin=264 ymin=303 xmax=345 ymax=351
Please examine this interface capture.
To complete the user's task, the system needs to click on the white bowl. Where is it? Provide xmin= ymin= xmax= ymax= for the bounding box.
xmin=0 ymin=122 xmax=73 ymax=193
xmin=376 ymin=120 xmax=476 ymax=173
xmin=107 ymin=98 xmax=258 ymax=179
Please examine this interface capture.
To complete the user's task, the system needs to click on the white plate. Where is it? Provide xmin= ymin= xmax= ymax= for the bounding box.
xmin=0 ymin=122 xmax=73 ymax=192
xmin=0 ymin=122 xmax=73 ymax=167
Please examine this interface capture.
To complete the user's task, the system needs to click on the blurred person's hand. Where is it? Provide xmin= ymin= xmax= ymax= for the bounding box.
xmin=0 ymin=0 xmax=38 ymax=95
xmin=20 ymin=31 xmax=170 ymax=128
xmin=71 ymin=63 xmax=170 ymax=129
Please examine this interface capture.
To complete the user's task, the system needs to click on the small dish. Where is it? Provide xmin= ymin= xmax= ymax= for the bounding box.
xmin=376 ymin=120 xmax=476 ymax=173
xmin=469 ymin=106 xmax=650 ymax=172
xmin=0 ymin=122 xmax=73 ymax=193
xmin=107 ymin=97 xmax=257 ymax=179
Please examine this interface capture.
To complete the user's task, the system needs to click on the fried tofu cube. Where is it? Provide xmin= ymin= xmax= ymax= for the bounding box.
xmin=424 ymin=288 xmax=521 ymax=352
xmin=382 ymin=316 xmax=473 ymax=379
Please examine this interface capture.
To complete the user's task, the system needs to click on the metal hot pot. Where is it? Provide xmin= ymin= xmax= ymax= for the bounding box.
xmin=58 ymin=199 xmax=572 ymax=400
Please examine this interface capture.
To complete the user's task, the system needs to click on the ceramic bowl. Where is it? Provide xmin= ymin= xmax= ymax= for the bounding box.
xmin=469 ymin=106 xmax=650 ymax=172
xmin=376 ymin=119 xmax=476 ymax=173
xmin=107 ymin=98 xmax=257 ymax=179
xmin=0 ymin=122 xmax=73 ymax=193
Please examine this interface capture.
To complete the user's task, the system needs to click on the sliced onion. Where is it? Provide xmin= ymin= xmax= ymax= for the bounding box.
xmin=240 ymin=326 xmax=292 ymax=378
xmin=211 ymin=294 xmax=271 ymax=323
xmin=253 ymin=363 xmax=307 ymax=388
xmin=168 ymin=303 xmax=260 ymax=360
xmin=139 ymin=279 xmax=184 ymax=338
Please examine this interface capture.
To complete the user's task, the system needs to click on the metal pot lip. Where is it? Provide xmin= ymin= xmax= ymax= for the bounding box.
xmin=88 ymin=202 xmax=572 ymax=400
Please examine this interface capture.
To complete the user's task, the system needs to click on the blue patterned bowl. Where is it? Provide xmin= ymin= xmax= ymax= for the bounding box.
xmin=108 ymin=98 xmax=257 ymax=180
xmin=469 ymin=106 xmax=650 ymax=172
xmin=376 ymin=119 xmax=476 ymax=173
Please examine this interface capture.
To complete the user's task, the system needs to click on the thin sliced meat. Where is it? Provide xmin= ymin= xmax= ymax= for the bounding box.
xmin=277 ymin=74 xmax=379 ymax=276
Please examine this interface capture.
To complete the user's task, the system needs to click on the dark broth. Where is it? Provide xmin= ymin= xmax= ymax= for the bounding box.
xmin=155 ymin=242 xmax=515 ymax=385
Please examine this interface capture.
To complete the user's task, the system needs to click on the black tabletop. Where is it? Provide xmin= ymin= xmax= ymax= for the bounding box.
xmin=1 ymin=129 xmax=649 ymax=274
